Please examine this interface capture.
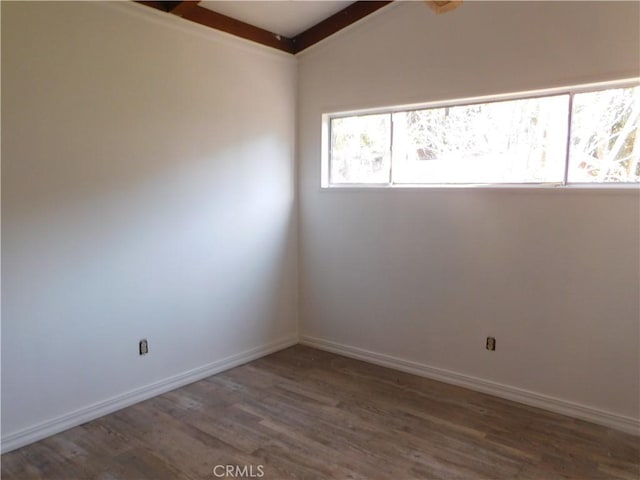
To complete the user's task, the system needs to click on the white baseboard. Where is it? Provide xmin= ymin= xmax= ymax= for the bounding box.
xmin=4 ymin=334 xmax=637 ymax=453
xmin=300 ymin=335 xmax=640 ymax=436
xmin=1 ymin=336 xmax=298 ymax=453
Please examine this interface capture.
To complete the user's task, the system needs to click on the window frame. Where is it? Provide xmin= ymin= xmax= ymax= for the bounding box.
xmin=322 ymin=79 xmax=640 ymax=189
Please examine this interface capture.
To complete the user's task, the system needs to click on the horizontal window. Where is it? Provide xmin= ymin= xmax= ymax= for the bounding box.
xmin=326 ymin=84 xmax=639 ymax=187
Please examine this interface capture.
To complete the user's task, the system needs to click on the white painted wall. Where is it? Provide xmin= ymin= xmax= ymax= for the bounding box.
xmin=298 ymin=1 xmax=640 ymax=426
xmin=1 ymin=1 xmax=297 ymax=448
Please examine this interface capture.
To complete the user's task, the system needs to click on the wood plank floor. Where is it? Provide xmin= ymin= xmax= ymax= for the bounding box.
xmin=2 ymin=345 xmax=639 ymax=479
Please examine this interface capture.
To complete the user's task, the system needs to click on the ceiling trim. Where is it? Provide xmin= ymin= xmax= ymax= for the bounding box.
xmin=135 ymin=1 xmax=393 ymax=55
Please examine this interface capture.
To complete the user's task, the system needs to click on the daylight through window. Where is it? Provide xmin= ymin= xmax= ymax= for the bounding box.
xmin=327 ymin=85 xmax=640 ymax=186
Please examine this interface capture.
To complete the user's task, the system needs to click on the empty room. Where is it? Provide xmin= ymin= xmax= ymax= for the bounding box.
xmin=1 ymin=0 xmax=639 ymax=478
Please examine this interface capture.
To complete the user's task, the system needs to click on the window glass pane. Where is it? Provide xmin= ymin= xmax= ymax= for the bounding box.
xmin=568 ymin=86 xmax=640 ymax=183
xmin=392 ymin=95 xmax=569 ymax=184
xmin=330 ymin=113 xmax=391 ymax=184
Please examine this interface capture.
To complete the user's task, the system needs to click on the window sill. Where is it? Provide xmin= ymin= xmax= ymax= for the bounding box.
xmin=319 ymin=183 xmax=640 ymax=194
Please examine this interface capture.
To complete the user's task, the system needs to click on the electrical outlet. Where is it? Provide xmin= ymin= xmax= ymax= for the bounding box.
xmin=139 ymin=339 xmax=149 ymax=356
xmin=486 ymin=337 xmax=496 ymax=351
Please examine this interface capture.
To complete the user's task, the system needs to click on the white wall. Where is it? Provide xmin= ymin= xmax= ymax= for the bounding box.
xmin=298 ymin=1 xmax=640 ymax=429
xmin=1 ymin=1 xmax=297 ymax=449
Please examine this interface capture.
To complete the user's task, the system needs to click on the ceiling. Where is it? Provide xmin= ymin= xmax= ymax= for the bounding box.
xmin=137 ymin=0 xmax=393 ymax=53
xmin=199 ymin=1 xmax=354 ymax=38
xmin=137 ymin=1 xmax=470 ymax=53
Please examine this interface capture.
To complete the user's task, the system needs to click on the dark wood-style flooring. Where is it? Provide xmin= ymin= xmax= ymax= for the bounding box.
xmin=2 ymin=345 xmax=639 ymax=479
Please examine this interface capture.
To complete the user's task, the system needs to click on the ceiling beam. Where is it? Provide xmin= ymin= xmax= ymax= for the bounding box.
xmin=169 ymin=1 xmax=200 ymax=17
xmin=136 ymin=1 xmax=182 ymax=13
xmin=135 ymin=1 xmax=294 ymax=53
xmin=291 ymin=1 xmax=393 ymax=54
xmin=134 ymin=1 xmax=394 ymax=55
xmin=180 ymin=6 xmax=295 ymax=53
